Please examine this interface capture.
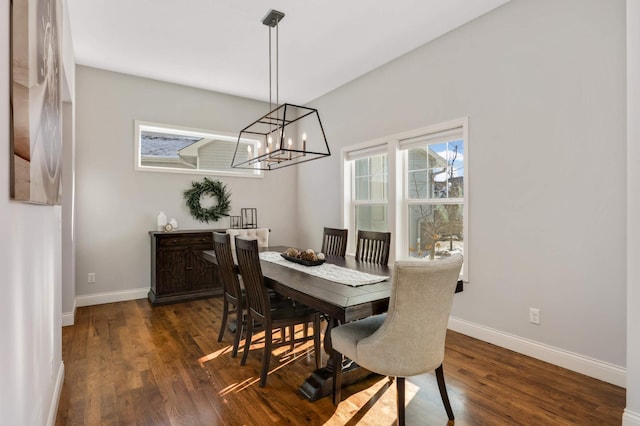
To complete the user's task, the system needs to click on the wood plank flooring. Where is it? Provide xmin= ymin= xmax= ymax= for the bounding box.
xmin=55 ymin=298 xmax=625 ymax=425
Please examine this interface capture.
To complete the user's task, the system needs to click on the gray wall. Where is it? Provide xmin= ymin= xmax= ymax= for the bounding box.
xmin=1 ymin=0 xmax=71 ymax=423
xmin=299 ymin=0 xmax=627 ymax=368
xmin=74 ymin=66 xmax=299 ymax=297
xmin=626 ymin=0 xmax=640 ymax=422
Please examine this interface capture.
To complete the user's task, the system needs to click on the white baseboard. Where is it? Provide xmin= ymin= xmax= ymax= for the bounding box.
xmin=61 ymin=311 xmax=75 ymax=327
xmin=448 ymin=316 xmax=626 ymax=388
xmin=76 ymin=287 xmax=149 ymax=307
xmin=61 ymin=298 xmax=77 ymax=327
xmin=623 ymin=410 xmax=640 ymax=426
xmin=47 ymin=361 xmax=64 ymax=426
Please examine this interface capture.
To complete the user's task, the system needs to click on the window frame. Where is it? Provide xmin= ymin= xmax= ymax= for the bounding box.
xmin=134 ymin=121 xmax=263 ymax=178
xmin=342 ymin=117 xmax=468 ymax=281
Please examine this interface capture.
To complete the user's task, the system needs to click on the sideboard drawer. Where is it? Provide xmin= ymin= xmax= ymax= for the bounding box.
xmin=157 ymin=233 xmax=213 ymax=248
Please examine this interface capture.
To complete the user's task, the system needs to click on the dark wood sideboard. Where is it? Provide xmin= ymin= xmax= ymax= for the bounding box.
xmin=148 ymin=229 xmax=225 ymax=305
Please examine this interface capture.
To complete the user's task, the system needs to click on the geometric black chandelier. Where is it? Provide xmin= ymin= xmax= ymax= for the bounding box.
xmin=232 ymin=9 xmax=331 ymax=171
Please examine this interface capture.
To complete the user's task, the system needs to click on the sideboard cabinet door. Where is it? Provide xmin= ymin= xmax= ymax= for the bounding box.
xmin=149 ymin=230 xmax=222 ymax=305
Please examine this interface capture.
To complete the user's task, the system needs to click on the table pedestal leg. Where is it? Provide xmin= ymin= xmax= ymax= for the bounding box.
xmin=299 ymin=317 xmax=374 ymax=402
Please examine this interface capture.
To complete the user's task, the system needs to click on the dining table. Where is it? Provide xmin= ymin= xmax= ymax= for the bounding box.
xmin=202 ymin=245 xmax=463 ymax=401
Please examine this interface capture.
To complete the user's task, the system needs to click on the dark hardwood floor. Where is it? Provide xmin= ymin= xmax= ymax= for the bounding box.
xmin=55 ymin=298 xmax=625 ymax=425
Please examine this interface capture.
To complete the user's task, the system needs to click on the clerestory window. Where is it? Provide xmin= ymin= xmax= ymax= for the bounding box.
xmin=134 ymin=121 xmax=262 ymax=177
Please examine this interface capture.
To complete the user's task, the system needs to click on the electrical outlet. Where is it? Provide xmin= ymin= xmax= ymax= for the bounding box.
xmin=88 ymin=273 xmax=96 ymax=283
xmin=529 ymin=307 xmax=540 ymax=325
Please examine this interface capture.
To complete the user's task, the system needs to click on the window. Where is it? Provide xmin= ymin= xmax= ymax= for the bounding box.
xmin=403 ymin=136 xmax=464 ymax=262
xmin=343 ymin=118 xmax=468 ymax=280
xmin=343 ymin=144 xmax=389 ymax=252
xmin=354 ymin=153 xmax=389 ymax=233
xmin=134 ymin=121 xmax=262 ymax=177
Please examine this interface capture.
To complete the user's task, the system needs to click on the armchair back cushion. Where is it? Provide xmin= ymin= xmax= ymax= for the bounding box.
xmin=332 ymin=254 xmax=463 ymax=378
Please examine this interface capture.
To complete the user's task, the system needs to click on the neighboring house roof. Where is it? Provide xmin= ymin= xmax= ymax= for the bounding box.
xmin=141 ymin=133 xmax=198 ymax=158
xmin=177 ymin=138 xmax=215 ymax=158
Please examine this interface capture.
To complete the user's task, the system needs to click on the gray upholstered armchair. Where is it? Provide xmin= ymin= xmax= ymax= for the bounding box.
xmin=331 ymin=254 xmax=463 ymax=425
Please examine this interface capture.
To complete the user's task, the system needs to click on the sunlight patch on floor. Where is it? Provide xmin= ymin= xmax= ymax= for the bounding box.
xmin=197 ymin=345 xmax=234 ymax=366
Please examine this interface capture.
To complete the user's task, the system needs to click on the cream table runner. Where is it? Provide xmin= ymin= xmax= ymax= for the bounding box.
xmin=259 ymin=252 xmax=389 ymax=287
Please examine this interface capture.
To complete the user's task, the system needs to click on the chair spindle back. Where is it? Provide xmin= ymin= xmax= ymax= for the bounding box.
xmin=234 ymin=237 xmax=271 ymax=323
xmin=355 ymin=230 xmax=391 ymax=265
xmin=321 ymin=227 xmax=348 ymax=257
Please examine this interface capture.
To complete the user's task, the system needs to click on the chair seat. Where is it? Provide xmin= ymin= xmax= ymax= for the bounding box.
xmin=233 ymin=291 xmax=288 ymax=326
xmin=331 ymin=314 xmax=386 ymax=363
xmin=269 ymin=303 xmax=319 ymax=322
xmin=231 ymin=288 xmax=288 ymax=307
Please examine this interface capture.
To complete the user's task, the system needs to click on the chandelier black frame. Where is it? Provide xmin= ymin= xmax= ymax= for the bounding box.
xmin=231 ymin=9 xmax=331 ymax=171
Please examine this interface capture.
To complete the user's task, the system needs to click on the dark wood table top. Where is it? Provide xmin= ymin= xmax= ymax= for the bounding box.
xmin=203 ymin=245 xmax=463 ymax=323
xmin=202 ymin=245 xmax=393 ymax=323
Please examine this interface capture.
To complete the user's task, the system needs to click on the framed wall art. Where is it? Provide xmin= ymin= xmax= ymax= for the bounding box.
xmin=10 ymin=0 xmax=63 ymax=205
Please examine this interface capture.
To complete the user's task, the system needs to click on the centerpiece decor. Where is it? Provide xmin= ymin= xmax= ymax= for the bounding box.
xmin=183 ymin=177 xmax=231 ymax=223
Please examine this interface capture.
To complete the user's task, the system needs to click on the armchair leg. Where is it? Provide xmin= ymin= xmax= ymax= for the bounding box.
xmin=396 ymin=377 xmax=405 ymax=426
xmin=435 ymin=364 xmax=455 ymax=421
xmin=332 ymin=349 xmax=343 ymax=405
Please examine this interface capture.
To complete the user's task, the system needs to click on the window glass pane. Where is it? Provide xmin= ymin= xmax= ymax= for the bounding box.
xmin=429 ymin=167 xmax=447 ymax=198
xmin=370 ymin=174 xmax=387 ymax=200
xmin=355 ymin=205 xmax=388 ymax=233
xmin=370 ymin=154 xmax=385 ymax=175
xmin=427 ymin=143 xmax=448 ymax=169
xmin=408 ymin=140 xmax=464 ymax=200
xmin=355 ymin=158 xmax=369 ymax=177
xmin=353 ymin=153 xmax=388 ymax=202
xmin=140 ymin=131 xmax=199 ymax=169
xmin=429 ymin=143 xmax=449 ymax=199
xmin=354 ymin=176 xmax=370 ymax=200
xmin=408 ymin=170 xmax=428 ymax=198
xmin=408 ymin=148 xmax=428 ymax=172
xmin=449 ymin=139 xmax=464 ymax=197
xmin=408 ymin=204 xmax=463 ymax=259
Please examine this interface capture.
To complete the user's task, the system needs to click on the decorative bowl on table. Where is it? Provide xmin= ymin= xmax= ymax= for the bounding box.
xmin=281 ymin=248 xmax=326 ymax=266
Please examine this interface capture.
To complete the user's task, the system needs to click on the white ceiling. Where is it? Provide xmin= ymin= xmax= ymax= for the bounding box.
xmin=66 ymin=0 xmax=510 ymax=105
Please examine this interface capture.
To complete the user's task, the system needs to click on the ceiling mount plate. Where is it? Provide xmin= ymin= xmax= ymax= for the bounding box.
xmin=262 ymin=9 xmax=285 ymax=27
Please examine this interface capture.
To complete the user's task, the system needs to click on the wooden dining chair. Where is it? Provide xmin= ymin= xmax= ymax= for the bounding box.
xmin=213 ymin=232 xmax=246 ymax=358
xmin=331 ymin=254 xmax=463 ymax=425
xmin=234 ymin=237 xmax=322 ymax=387
xmin=355 ymin=230 xmax=391 ymax=265
xmin=321 ymin=227 xmax=348 ymax=257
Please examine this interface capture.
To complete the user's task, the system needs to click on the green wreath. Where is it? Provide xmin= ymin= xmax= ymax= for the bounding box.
xmin=184 ymin=177 xmax=231 ymax=223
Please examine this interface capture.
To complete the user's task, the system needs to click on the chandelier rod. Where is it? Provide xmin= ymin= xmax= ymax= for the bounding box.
xmin=276 ymin=20 xmax=279 ymax=108
xmin=268 ymin=23 xmax=272 ymax=113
